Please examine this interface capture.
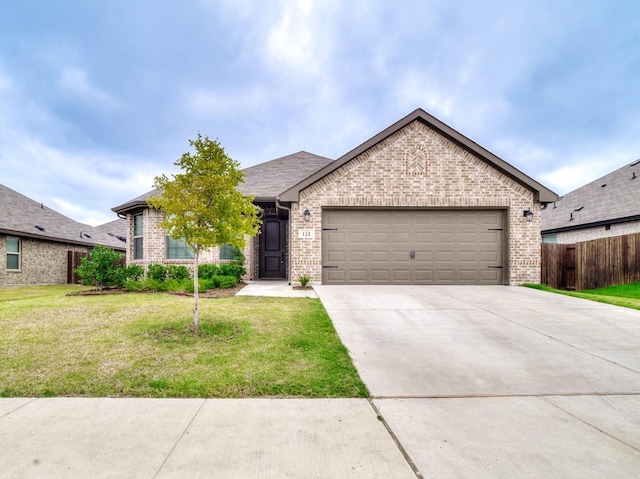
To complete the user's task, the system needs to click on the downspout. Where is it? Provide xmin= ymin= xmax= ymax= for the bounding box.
xmin=275 ymin=197 xmax=292 ymax=285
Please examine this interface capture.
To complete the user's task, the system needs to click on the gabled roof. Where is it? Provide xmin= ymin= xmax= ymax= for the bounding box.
xmin=542 ymin=159 xmax=640 ymax=234
xmin=280 ymin=108 xmax=558 ymax=203
xmin=112 ymin=151 xmax=334 ymax=214
xmin=0 ymin=184 xmax=127 ymax=250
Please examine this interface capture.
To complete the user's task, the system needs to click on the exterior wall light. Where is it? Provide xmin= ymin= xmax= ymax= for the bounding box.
xmin=523 ymin=208 xmax=534 ymax=222
xmin=303 ymin=208 xmax=311 ymax=222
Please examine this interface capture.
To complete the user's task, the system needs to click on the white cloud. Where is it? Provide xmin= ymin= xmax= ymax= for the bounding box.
xmin=264 ymin=0 xmax=335 ymax=78
xmin=0 ymin=128 xmax=159 ymax=225
xmin=59 ymin=65 xmax=118 ymax=110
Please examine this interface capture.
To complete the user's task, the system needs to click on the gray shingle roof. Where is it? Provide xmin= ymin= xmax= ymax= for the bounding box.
xmin=112 ymin=151 xmax=334 ymax=214
xmin=541 ymin=160 xmax=640 ymax=233
xmin=237 ymin=151 xmax=334 ymax=200
xmin=0 ymin=184 xmax=127 ymax=250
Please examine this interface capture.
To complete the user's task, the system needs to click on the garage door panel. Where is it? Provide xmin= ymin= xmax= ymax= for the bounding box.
xmin=392 ymin=270 xmax=411 ymax=282
xmin=322 ymin=209 xmax=505 ymax=285
xmin=327 ymin=251 xmax=345 ymax=262
xmin=371 ymin=232 xmax=390 ymax=244
xmin=349 ymin=251 xmax=368 ymax=263
xmin=349 ymin=232 xmax=368 ymax=244
xmin=346 ymin=269 xmax=367 ymax=280
xmin=414 ymin=269 xmax=434 ymax=281
xmin=325 ymin=269 xmax=345 ymax=283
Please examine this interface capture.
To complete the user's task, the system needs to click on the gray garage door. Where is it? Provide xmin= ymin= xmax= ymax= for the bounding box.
xmin=322 ymin=209 xmax=505 ymax=285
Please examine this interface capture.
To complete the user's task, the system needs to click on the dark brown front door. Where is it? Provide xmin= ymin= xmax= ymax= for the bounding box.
xmin=259 ymin=218 xmax=287 ymax=279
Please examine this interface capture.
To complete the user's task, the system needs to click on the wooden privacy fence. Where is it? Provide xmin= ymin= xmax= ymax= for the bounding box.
xmin=67 ymin=251 xmax=90 ymax=284
xmin=541 ymin=233 xmax=640 ymax=290
xmin=67 ymin=250 xmax=126 ymax=284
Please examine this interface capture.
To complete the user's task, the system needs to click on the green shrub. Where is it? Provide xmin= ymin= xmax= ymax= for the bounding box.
xmin=147 ymin=264 xmax=167 ymax=282
xmin=200 ymin=278 xmax=217 ymax=291
xmin=219 ymin=263 xmax=246 ymax=282
xmin=74 ymin=245 xmax=126 ymax=291
xmin=124 ymin=280 xmax=144 ymax=292
xmin=141 ymin=278 xmax=164 ymax=292
xmin=199 ymin=263 xmax=220 ymax=280
xmin=217 ymin=275 xmax=238 ymax=289
xmin=166 ymin=265 xmax=190 ymax=280
xmin=184 ymin=279 xmax=208 ymax=294
xmin=125 ymin=264 xmax=145 ymax=281
xmin=298 ymin=274 xmax=310 ymax=287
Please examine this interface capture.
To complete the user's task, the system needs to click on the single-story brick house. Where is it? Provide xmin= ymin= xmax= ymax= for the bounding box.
xmin=112 ymin=108 xmax=557 ymax=286
xmin=542 ymin=159 xmax=640 ymax=243
xmin=1 ymin=184 xmax=127 ymax=287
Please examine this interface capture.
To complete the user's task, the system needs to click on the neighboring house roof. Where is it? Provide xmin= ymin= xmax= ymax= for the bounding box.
xmin=280 ymin=108 xmax=558 ymax=203
xmin=112 ymin=151 xmax=334 ymax=214
xmin=0 ymin=184 xmax=127 ymax=250
xmin=542 ymin=159 xmax=640 ymax=234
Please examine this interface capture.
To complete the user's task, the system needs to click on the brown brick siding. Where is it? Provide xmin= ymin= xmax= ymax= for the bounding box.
xmin=125 ymin=209 xmax=253 ymax=281
xmin=289 ymin=120 xmax=541 ymax=285
xmin=0 ymin=234 xmax=91 ymax=287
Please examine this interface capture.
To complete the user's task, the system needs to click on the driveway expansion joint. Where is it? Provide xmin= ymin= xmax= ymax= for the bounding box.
xmin=367 ymin=398 xmax=424 ymax=479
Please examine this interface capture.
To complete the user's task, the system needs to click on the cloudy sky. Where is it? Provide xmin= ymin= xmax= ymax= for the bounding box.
xmin=1 ymin=0 xmax=639 ymax=225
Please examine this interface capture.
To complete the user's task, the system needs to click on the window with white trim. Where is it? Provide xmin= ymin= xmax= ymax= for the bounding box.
xmin=7 ymin=236 xmax=20 ymax=270
xmin=133 ymin=214 xmax=144 ymax=259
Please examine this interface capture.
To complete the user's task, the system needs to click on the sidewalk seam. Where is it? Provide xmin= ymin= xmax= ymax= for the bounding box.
xmin=367 ymin=398 xmax=424 ymax=479
xmin=151 ymin=398 xmax=207 ymax=478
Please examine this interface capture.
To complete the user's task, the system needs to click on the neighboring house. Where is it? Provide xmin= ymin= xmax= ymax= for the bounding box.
xmin=541 ymin=160 xmax=640 ymax=244
xmin=113 ymin=108 xmax=557 ymax=286
xmin=0 ymin=184 xmax=127 ymax=287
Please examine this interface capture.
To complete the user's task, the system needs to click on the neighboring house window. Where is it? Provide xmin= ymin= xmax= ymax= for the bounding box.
xmin=542 ymin=234 xmax=557 ymax=244
xmin=166 ymin=237 xmax=194 ymax=259
xmin=133 ymin=214 xmax=143 ymax=259
xmin=6 ymin=236 xmax=20 ymax=270
xmin=219 ymin=244 xmax=235 ymax=260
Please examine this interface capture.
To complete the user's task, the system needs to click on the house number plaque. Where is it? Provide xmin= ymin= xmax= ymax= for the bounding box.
xmin=298 ymin=229 xmax=314 ymax=239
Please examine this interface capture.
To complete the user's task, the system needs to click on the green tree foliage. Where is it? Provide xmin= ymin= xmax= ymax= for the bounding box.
xmin=75 ymin=245 xmax=126 ymax=291
xmin=147 ymin=134 xmax=261 ymax=329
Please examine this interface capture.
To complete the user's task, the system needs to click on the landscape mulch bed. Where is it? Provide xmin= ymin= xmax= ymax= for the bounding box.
xmin=68 ymin=282 xmax=247 ymax=298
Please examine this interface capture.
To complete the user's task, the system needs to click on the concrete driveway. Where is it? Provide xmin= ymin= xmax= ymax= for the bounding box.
xmin=314 ymin=285 xmax=640 ymax=478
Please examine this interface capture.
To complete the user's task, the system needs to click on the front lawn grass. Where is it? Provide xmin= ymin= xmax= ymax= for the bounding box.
xmin=525 ymin=282 xmax=640 ymax=310
xmin=0 ymin=285 xmax=368 ymax=398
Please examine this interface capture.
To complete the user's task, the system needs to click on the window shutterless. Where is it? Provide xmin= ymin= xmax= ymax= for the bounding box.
xmin=7 ymin=236 xmax=20 ymax=270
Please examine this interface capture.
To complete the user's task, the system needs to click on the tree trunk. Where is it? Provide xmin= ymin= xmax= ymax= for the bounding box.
xmin=193 ymin=247 xmax=199 ymax=330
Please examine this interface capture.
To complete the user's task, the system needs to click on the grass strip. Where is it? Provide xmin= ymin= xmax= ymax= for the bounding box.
xmin=524 ymin=283 xmax=640 ymax=311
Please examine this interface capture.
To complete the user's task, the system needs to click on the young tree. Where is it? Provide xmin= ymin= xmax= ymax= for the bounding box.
xmin=147 ymin=134 xmax=261 ymax=329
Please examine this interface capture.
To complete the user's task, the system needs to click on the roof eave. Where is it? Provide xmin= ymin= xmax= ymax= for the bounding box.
xmin=542 ymin=214 xmax=640 ymax=235
xmin=0 ymin=227 xmax=125 ymax=251
xmin=111 ymin=201 xmax=149 ymax=215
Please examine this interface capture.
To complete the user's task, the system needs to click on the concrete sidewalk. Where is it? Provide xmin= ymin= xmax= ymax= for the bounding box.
xmin=0 ymin=398 xmax=415 ymax=479
xmin=235 ymin=280 xmax=317 ymax=298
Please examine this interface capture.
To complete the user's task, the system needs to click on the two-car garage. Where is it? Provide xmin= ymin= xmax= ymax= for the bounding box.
xmin=321 ymin=209 xmax=506 ymax=285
